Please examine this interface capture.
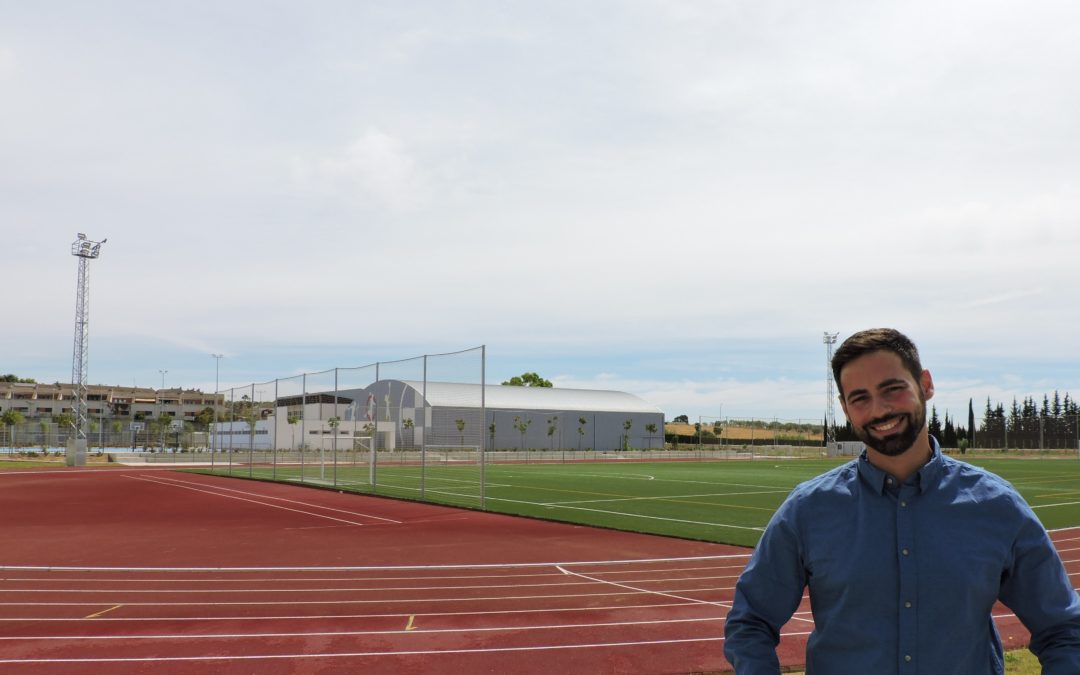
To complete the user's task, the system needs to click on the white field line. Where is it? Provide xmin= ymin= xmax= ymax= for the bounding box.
xmin=1031 ymin=499 xmax=1080 ymax=510
xmin=485 ymin=495 xmax=766 ymax=532
xmin=503 ymin=471 xmax=796 ymax=492
xmin=547 ymin=489 xmax=789 ymax=506
xmin=0 ymin=615 xmax=724 ymax=641
xmin=136 ymin=474 xmax=401 ymax=524
xmin=0 ymin=585 xmax=737 ymax=607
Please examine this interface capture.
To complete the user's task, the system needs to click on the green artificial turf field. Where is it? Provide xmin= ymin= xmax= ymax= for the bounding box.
xmin=198 ymin=454 xmax=1080 ymax=547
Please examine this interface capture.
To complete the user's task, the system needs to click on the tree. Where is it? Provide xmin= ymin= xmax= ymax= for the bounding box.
xmin=1 ymin=409 xmax=24 ymax=449
xmin=455 ymin=418 xmax=466 ymax=446
xmin=968 ymin=398 xmax=976 ymax=447
xmin=53 ymin=413 xmax=76 ymax=436
xmin=546 ymin=416 xmax=559 ymax=451
xmin=328 ymin=416 xmax=341 ymax=458
xmin=623 ymin=418 xmax=633 ymax=451
xmin=193 ymin=406 xmax=215 ymax=430
xmin=501 ymin=372 xmax=553 ymax=387
xmin=928 ymin=405 xmax=942 ymax=440
xmin=577 ymin=417 xmax=587 ymax=452
xmin=0 ymin=374 xmax=35 ymax=383
xmin=404 ymin=418 xmax=415 ymax=449
xmin=513 ymin=415 xmax=531 ymax=451
xmin=287 ymin=414 xmax=300 ymax=451
xmin=645 ymin=423 xmax=658 ymax=449
xmin=673 ymin=414 xmax=689 ymax=424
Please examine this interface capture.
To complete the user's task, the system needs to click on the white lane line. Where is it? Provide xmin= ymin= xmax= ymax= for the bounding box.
xmin=0 ymin=553 xmax=751 ymax=573
xmin=556 ymin=564 xmax=733 ymax=612
xmin=139 ymin=474 xmax=401 ymax=524
xmin=0 ymin=600 xmax=715 ymax=622
xmin=125 ymin=475 xmax=373 ymax=527
xmin=0 ymin=573 xmax=740 ymax=595
xmin=0 ymin=615 xmax=723 ymax=641
xmin=0 ymin=585 xmax=737 ymax=607
xmin=0 ymin=635 xmax=735 ymax=664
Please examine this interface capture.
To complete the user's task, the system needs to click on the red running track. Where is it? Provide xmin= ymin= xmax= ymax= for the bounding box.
xmin=0 ymin=467 xmax=1076 ymax=673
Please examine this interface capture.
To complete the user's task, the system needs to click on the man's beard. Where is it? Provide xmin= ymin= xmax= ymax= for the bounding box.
xmin=855 ymin=403 xmax=926 ymax=457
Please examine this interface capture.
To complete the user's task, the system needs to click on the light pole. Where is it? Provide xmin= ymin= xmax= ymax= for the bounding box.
xmin=159 ymin=369 xmax=168 ymax=452
xmin=211 ymin=354 xmax=223 ymax=456
xmin=824 ymin=332 xmax=839 ymax=446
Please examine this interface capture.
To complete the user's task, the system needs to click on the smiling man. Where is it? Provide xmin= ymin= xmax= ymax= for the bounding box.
xmin=723 ymin=328 xmax=1080 ymax=674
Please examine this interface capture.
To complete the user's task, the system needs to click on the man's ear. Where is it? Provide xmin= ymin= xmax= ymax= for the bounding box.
xmin=920 ymin=370 xmax=935 ymax=401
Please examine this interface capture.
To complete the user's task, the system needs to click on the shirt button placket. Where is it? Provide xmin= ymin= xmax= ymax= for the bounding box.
xmin=897 ymin=485 xmax=917 ymax=669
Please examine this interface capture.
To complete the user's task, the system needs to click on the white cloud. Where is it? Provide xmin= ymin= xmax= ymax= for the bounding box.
xmin=292 ymin=128 xmax=425 ymax=210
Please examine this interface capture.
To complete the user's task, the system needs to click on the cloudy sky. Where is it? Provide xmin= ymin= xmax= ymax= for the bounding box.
xmin=3 ymin=1 xmax=1079 ymax=424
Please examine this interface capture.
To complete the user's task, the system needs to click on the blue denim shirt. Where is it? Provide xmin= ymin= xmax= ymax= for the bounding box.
xmin=724 ymin=439 xmax=1080 ymax=674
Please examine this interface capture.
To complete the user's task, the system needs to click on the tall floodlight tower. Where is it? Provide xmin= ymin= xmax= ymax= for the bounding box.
xmin=68 ymin=233 xmax=107 ymax=466
xmin=823 ymin=332 xmax=839 ymax=446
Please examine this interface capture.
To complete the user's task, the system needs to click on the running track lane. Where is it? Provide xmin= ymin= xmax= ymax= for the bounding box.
xmin=1 ymin=468 xmax=1077 ymax=673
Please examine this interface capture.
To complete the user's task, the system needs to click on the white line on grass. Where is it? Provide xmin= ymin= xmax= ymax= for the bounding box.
xmin=1031 ymin=500 xmax=1080 ymax=510
xmin=486 ymin=495 xmax=766 ymax=532
xmin=547 ymin=488 xmax=789 ymax=506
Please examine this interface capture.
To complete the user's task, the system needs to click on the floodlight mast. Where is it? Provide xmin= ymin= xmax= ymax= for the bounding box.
xmin=70 ymin=234 xmax=106 ymax=440
xmin=824 ymin=332 xmax=839 ymax=445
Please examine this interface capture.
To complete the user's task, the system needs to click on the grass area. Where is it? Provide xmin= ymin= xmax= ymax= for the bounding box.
xmin=194 ymin=453 xmax=1080 ymax=547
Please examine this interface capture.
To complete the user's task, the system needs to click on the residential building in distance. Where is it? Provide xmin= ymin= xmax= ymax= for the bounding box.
xmin=0 ymin=382 xmax=223 ymax=425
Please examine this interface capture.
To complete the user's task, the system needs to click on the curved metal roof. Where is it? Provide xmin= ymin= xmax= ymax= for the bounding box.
xmin=396 ymin=381 xmax=662 ymax=414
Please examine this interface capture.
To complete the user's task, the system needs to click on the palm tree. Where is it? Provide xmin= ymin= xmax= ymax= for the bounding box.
xmin=287 ymin=414 xmax=300 ymax=451
xmin=455 ymin=418 xmax=466 ymax=447
xmin=623 ymin=419 xmax=633 ymax=451
xmin=577 ymin=417 xmax=587 ymax=452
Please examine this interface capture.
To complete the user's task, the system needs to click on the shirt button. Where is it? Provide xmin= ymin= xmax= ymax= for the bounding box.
xmin=905 ymin=655 xmax=912 ymax=662
xmin=904 ymin=601 xmax=912 ymax=608
xmin=887 ymin=478 xmax=894 ymax=485
xmin=902 ymin=548 xmax=910 ymax=556
xmin=900 ymin=500 xmax=907 ymax=507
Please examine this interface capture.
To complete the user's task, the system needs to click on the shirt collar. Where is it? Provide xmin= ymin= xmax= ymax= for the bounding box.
xmin=857 ymin=436 xmax=944 ymax=495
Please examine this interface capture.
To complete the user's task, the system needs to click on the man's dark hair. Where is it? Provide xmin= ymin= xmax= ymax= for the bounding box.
xmin=831 ymin=328 xmax=923 ymax=397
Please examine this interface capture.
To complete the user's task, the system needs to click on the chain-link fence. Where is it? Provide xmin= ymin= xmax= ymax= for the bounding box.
xmin=202 ymin=347 xmax=487 ymax=509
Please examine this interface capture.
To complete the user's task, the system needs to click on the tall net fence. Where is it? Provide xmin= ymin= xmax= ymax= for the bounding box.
xmin=201 ymin=347 xmax=487 ymax=509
